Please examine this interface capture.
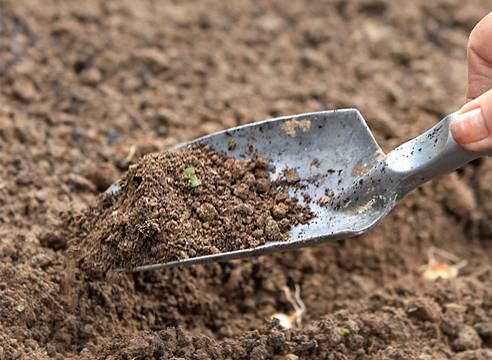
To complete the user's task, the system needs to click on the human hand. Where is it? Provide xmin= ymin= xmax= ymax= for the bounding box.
xmin=450 ymin=13 xmax=492 ymax=152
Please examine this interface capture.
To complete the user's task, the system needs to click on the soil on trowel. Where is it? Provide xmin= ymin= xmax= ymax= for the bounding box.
xmin=68 ymin=145 xmax=312 ymax=273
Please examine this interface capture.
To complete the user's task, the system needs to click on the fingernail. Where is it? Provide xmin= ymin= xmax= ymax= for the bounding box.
xmin=450 ymin=108 xmax=488 ymax=145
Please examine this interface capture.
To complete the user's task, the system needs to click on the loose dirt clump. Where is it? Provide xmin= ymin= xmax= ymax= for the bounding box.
xmin=68 ymin=145 xmax=312 ymax=273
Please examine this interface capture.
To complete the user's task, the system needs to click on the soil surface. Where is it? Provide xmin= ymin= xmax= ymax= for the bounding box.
xmin=68 ymin=145 xmax=312 ymax=273
xmin=1 ymin=0 xmax=491 ymax=359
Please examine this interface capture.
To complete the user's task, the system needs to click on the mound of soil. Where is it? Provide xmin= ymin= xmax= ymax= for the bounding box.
xmin=69 ymin=145 xmax=312 ymax=273
xmin=1 ymin=0 xmax=491 ymax=359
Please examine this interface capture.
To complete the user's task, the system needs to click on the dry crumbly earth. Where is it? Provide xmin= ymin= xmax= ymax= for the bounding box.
xmin=68 ymin=145 xmax=312 ymax=274
xmin=0 ymin=0 xmax=492 ymax=359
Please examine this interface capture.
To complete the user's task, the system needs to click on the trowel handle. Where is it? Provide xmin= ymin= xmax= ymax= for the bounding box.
xmin=385 ymin=113 xmax=492 ymax=197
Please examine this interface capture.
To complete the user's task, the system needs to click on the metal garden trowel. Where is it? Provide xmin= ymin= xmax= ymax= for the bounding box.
xmin=122 ymin=109 xmax=489 ymax=272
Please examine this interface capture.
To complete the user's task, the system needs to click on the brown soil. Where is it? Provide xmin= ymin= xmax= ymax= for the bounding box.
xmin=68 ymin=145 xmax=312 ymax=273
xmin=1 ymin=0 xmax=491 ymax=359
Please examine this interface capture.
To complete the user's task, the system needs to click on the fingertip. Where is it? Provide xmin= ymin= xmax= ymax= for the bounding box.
xmin=469 ymin=12 xmax=492 ymax=47
xmin=453 ymin=89 xmax=492 ymax=152
xmin=450 ymin=108 xmax=488 ymax=146
xmin=466 ymin=13 xmax=492 ymax=100
xmin=450 ymin=117 xmax=467 ymax=144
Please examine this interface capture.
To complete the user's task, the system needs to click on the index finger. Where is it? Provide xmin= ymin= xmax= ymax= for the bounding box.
xmin=467 ymin=12 xmax=492 ymax=101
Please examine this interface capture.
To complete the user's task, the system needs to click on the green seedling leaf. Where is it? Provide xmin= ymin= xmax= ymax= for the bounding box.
xmin=190 ymin=176 xmax=201 ymax=188
xmin=339 ymin=326 xmax=351 ymax=336
xmin=184 ymin=167 xmax=195 ymax=176
xmin=183 ymin=167 xmax=202 ymax=188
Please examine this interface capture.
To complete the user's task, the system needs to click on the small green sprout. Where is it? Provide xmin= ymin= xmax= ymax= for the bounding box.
xmin=183 ymin=166 xmax=201 ymax=188
xmin=339 ymin=326 xmax=351 ymax=336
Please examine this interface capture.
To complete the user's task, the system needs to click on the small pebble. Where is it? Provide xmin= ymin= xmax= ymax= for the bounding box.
xmin=272 ymin=203 xmax=288 ymax=220
xmin=454 ymin=325 xmax=482 ymax=351
xmin=265 ymin=218 xmax=282 ymax=241
xmin=197 ymin=203 xmax=218 ymax=221
xmin=234 ymin=183 xmax=250 ymax=200
xmin=256 ymin=178 xmax=270 ymax=193
xmin=283 ymin=168 xmax=300 ymax=184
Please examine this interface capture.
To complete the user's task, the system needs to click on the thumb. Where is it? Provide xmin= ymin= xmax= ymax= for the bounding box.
xmin=467 ymin=12 xmax=492 ymax=101
xmin=450 ymin=88 xmax=492 ymax=152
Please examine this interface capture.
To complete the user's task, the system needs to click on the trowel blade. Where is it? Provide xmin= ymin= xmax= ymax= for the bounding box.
xmin=126 ymin=109 xmax=395 ymax=272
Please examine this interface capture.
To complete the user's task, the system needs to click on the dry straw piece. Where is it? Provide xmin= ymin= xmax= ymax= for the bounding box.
xmin=420 ymin=247 xmax=467 ymax=281
xmin=271 ymin=285 xmax=305 ymax=329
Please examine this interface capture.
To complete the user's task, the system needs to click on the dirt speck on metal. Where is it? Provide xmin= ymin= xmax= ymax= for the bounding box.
xmin=351 ymin=165 xmax=371 ymax=176
xmin=281 ymin=119 xmax=312 ymax=138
